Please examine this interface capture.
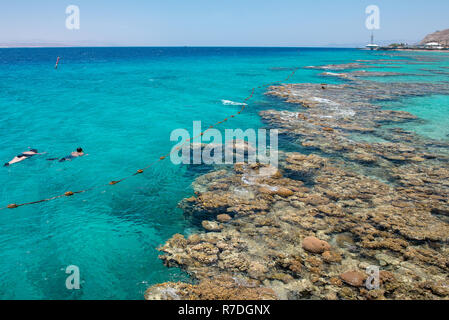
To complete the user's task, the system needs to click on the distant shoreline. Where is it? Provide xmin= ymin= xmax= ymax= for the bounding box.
xmin=2 ymin=45 xmax=448 ymax=52
xmin=0 ymin=45 xmax=364 ymax=49
xmin=379 ymin=48 xmax=449 ymax=53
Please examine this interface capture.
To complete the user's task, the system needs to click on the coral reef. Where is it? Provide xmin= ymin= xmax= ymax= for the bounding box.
xmin=145 ymin=276 xmax=277 ymax=300
xmin=146 ymin=55 xmax=449 ymax=300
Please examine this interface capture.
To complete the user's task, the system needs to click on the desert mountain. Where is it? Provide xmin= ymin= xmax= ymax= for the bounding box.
xmin=420 ymin=29 xmax=449 ymax=45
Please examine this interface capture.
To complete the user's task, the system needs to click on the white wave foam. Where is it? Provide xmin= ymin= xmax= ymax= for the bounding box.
xmin=311 ymin=97 xmax=340 ymax=106
xmin=221 ymin=100 xmax=248 ymax=106
xmin=322 ymin=72 xmax=342 ymax=76
xmin=319 ymin=108 xmax=356 ymax=118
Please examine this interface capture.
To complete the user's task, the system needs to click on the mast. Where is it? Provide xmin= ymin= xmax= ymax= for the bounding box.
xmin=366 ymin=31 xmax=378 ymax=50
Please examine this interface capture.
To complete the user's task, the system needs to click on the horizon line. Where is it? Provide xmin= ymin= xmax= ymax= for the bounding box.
xmin=0 ymin=45 xmax=367 ymax=49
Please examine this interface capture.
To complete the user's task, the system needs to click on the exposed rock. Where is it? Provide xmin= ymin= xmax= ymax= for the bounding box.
xmin=275 ymin=187 xmax=294 ymax=197
xmin=202 ymin=220 xmax=222 ymax=232
xmin=340 ymin=271 xmax=367 ymax=287
xmin=217 ymin=214 xmax=232 ymax=223
xmin=302 ymin=236 xmax=331 ymax=254
xmin=148 ymin=55 xmax=449 ymax=300
xmin=145 ymin=276 xmax=277 ymax=300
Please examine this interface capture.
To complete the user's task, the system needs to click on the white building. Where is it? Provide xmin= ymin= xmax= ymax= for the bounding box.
xmin=425 ymin=42 xmax=442 ymax=49
xmin=366 ymin=33 xmax=379 ymax=50
xmin=366 ymin=43 xmax=379 ymax=50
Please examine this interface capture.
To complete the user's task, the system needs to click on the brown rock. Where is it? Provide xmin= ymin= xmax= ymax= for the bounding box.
xmin=259 ymin=187 xmax=275 ymax=195
xmin=145 ymin=276 xmax=277 ymax=300
xmin=302 ymin=236 xmax=331 ymax=253
xmin=340 ymin=271 xmax=367 ymax=287
xmin=187 ymin=234 xmax=202 ymax=244
xmin=201 ymin=220 xmax=222 ymax=232
xmin=275 ymin=187 xmax=294 ymax=197
xmin=217 ymin=214 xmax=232 ymax=223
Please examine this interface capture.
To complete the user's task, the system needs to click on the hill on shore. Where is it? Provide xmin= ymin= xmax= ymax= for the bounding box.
xmin=420 ymin=28 xmax=449 ymax=45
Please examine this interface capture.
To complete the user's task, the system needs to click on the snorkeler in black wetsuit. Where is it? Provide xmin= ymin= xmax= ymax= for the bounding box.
xmin=4 ymin=148 xmax=46 ymax=167
xmin=47 ymin=147 xmax=87 ymax=162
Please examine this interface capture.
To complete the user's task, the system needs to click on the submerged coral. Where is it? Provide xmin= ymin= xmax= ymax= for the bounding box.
xmin=146 ymin=55 xmax=449 ymax=300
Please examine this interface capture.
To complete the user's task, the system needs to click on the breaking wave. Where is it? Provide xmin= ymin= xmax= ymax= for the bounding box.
xmin=221 ymin=100 xmax=248 ymax=106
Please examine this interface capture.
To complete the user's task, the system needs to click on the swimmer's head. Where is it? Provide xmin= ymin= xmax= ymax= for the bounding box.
xmin=77 ymin=147 xmax=83 ymax=153
xmin=30 ymin=149 xmax=38 ymax=153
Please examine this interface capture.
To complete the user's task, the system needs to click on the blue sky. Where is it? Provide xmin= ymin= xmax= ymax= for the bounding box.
xmin=1 ymin=0 xmax=449 ymax=46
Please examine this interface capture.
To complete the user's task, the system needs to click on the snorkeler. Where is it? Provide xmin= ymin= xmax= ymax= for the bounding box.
xmin=47 ymin=147 xmax=87 ymax=162
xmin=4 ymin=148 xmax=46 ymax=167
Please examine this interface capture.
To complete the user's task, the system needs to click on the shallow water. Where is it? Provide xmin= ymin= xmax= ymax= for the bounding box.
xmin=0 ymin=47 xmax=448 ymax=299
xmin=380 ymin=95 xmax=449 ymax=141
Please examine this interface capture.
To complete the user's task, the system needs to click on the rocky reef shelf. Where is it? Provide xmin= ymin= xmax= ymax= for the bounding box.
xmin=145 ymin=57 xmax=449 ymax=300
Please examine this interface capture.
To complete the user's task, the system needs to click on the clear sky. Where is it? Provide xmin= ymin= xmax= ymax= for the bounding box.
xmin=1 ymin=0 xmax=449 ymax=46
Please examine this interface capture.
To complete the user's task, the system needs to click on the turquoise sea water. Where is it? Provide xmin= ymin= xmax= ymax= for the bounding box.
xmin=381 ymin=95 xmax=449 ymax=141
xmin=0 ymin=47 xmax=448 ymax=299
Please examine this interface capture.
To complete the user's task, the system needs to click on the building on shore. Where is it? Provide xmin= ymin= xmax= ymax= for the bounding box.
xmin=425 ymin=42 xmax=444 ymax=49
xmin=420 ymin=28 xmax=449 ymax=48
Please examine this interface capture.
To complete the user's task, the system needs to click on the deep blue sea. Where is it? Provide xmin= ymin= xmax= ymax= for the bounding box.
xmin=0 ymin=47 xmax=448 ymax=299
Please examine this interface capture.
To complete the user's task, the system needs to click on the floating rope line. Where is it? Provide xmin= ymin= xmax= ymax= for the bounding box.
xmin=1 ymin=68 xmax=299 ymax=211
